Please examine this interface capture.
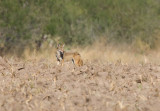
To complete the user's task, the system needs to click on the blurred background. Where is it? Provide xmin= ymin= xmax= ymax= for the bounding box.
xmin=0 ymin=0 xmax=160 ymax=63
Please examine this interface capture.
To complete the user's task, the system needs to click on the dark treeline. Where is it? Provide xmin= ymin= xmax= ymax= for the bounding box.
xmin=0 ymin=0 xmax=160 ymax=55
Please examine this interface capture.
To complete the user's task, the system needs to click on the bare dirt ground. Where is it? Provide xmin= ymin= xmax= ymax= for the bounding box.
xmin=0 ymin=57 xmax=160 ymax=111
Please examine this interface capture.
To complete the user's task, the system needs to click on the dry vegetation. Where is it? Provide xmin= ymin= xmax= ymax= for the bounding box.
xmin=22 ymin=39 xmax=160 ymax=64
xmin=0 ymin=44 xmax=160 ymax=111
xmin=1 ymin=0 xmax=160 ymax=110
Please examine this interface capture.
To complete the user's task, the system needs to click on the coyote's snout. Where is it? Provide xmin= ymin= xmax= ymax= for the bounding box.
xmin=56 ymin=44 xmax=83 ymax=66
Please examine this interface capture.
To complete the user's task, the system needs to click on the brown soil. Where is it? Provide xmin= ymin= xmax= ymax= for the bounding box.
xmin=0 ymin=57 xmax=160 ymax=111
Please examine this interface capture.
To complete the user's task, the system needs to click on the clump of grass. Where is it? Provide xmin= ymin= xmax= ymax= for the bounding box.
xmin=18 ymin=37 xmax=160 ymax=65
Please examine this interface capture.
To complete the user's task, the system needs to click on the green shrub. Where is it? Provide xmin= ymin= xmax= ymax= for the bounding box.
xmin=0 ymin=0 xmax=160 ymax=55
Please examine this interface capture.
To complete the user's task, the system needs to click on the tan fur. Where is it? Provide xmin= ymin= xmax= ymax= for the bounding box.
xmin=56 ymin=44 xmax=83 ymax=66
xmin=61 ymin=51 xmax=83 ymax=66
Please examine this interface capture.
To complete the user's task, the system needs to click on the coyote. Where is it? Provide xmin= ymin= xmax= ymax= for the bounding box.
xmin=56 ymin=44 xmax=83 ymax=66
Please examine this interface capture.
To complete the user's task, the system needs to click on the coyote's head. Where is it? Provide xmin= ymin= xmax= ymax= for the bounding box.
xmin=56 ymin=44 xmax=65 ymax=62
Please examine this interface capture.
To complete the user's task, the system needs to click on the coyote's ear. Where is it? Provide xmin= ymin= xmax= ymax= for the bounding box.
xmin=62 ymin=44 xmax=65 ymax=48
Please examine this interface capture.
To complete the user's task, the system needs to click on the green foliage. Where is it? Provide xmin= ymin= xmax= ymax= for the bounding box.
xmin=0 ymin=0 xmax=160 ymax=55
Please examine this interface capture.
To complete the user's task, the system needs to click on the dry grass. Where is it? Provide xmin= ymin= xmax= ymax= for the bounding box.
xmin=0 ymin=41 xmax=160 ymax=111
xmin=0 ymin=57 xmax=160 ymax=111
xmin=19 ymin=39 xmax=160 ymax=65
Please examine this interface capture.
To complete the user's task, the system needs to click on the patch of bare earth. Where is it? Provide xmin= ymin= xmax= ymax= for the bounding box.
xmin=0 ymin=57 xmax=160 ymax=111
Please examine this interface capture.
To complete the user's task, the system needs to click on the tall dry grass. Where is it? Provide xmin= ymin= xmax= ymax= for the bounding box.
xmin=19 ymin=37 xmax=160 ymax=65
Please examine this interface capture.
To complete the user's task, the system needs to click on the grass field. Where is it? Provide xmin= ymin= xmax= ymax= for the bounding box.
xmin=0 ymin=48 xmax=160 ymax=111
xmin=0 ymin=0 xmax=160 ymax=110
